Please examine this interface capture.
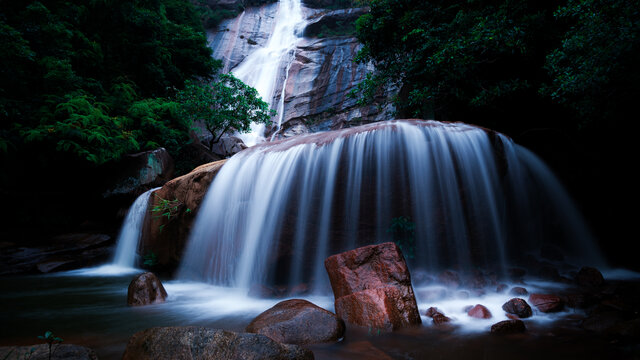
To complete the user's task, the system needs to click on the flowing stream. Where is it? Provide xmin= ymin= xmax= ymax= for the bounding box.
xmin=231 ymin=0 xmax=307 ymax=146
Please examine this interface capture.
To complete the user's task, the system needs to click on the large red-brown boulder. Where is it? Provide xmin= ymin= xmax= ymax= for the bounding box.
xmin=502 ymin=298 xmax=533 ymax=318
xmin=139 ymin=160 xmax=227 ymax=270
xmin=529 ymin=293 xmax=564 ymax=313
xmin=467 ymin=304 xmax=492 ymax=319
xmin=122 ymin=327 xmax=313 ymax=360
xmin=246 ymin=299 xmax=345 ymax=345
xmin=324 ymin=242 xmax=421 ymax=331
xmin=127 ymin=272 xmax=168 ymax=306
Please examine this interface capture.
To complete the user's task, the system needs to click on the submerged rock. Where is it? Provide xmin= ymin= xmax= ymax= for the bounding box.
xmin=127 ymin=272 xmax=168 ymax=306
xmin=122 ymin=327 xmax=313 ymax=360
xmin=246 ymin=299 xmax=344 ymax=345
xmin=490 ymin=319 xmax=526 ymax=334
xmin=576 ymin=267 xmax=605 ymax=287
xmin=529 ymin=293 xmax=564 ymax=313
xmin=0 ymin=344 xmax=98 ymax=360
xmin=324 ymin=242 xmax=421 ymax=331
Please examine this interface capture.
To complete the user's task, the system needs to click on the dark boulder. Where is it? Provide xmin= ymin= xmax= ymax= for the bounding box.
xmin=122 ymin=326 xmax=313 ymax=360
xmin=490 ymin=319 xmax=526 ymax=334
xmin=576 ymin=267 xmax=605 ymax=287
xmin=0 ymin=344 xmax=98 ymax=360
xmin=246 ymin=299 xmax=344 ymax=345
xmin=127 ymin=272 xmax=168 ymax=306
xmin=502 ymin=298 xmax=533 ymax=318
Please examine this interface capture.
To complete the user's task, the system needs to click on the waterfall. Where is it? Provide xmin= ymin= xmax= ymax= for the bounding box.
xmin=177 ymin=120 xmax=603 ymax=292
xmin=231 ymin=0 xmax=307 ymax=146
xmin=112 ymin=188 xmax=157 ymax=268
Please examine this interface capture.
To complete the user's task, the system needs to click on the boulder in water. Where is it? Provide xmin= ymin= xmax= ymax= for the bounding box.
xmin=122 ymin=326 xmax=313 ymax=360
xmin=529 ymin=293 xmax=564 ymax=313
xmin=127 ymin=272 xmax=167 ymax=306
xmin=246 ymin=299 xmax=345 ymax=344
xmin=324 ymin=242 xmax=421 ymax=331
xmin=502 ymin=298 xmax=533 ymax=318
xmin=490 ymin=319 xmax=526 ymax=334
xmin=576 ymin=267 xmax=605 ymax=287
xmin=467 ymin=304 xmax=492 ymax=319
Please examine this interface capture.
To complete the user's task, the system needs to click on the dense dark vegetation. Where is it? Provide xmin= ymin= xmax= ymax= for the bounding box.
xmin=354 ymin=0 xmax=639 ymax=268
xmin=0 ymin=0 xmax=271 ymax=240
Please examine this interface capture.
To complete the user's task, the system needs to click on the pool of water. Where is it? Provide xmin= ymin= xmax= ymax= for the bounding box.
xmin=1 ymin=268 xmax=637 ymax=359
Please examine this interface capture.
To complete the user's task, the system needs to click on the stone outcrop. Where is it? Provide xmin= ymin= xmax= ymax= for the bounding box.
xmin=139 ymin=160 xmax=227 ymax=271
xmin=246 ymin=299 xmax=344 ymax=344
xmin=270 ymin=36 xmax=394 ymax=138
xmin=0 ymin=344 xmax=98 ymax=360
xmin=324 ymin=242 xmax=421 ymax=331
xmin=127 ymin=272 xmax=168 ymax=306
xmin=502 ymin=298 xmax=533 ymax=318
xmin=103 ymin=148 xmax=174 ymax=198
xmin=0 ymin=233 xmax=113 ymax=275
xmin=122 ymin=327 xmax=313 ymax=360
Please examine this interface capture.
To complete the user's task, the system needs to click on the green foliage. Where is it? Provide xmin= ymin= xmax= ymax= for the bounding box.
xmin=542 ymin=0 xmax=640 ymax=126
xmin=0 ymin=0 xmax=216 ymax=166
xmin=353 ymin=0 xmax=640 ymax=132
xmin=176 ymin=75 xmax=275 ymax=150
xmin=151 ymin=194 xmax=182 ymax=221
xmin=37 ymin=331 xmax=63 ymax=360
xmin=143 ymin=251 xmax=158 ymax=268
xmin=387 ymin=216 xmax=416 ymax=259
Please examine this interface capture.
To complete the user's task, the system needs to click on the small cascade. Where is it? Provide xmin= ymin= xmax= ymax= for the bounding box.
xmin=231 ymin=0 xmax=307 ymax=146
xmin=112 ymin=188 xmax=157 ymax=268
xmin=177 ymin=120 xmax=603 ymax=293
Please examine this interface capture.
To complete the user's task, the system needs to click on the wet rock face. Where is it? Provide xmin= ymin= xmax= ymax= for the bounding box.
xmin=207 ymin=4 xmax=279 ymax=73
xmin=127 ymin=272 xmax=168 ymax=306
xmin=246 ymin=299 xmax=345 ymax=344
xmin=0 ymin=233 xmax=113 ymax=275
xmin=139 ymin=160 xmax=227 ymax=271
xmin=272 ymin=36 xmax=394 ymax=137
xmin=122 ymin=326 xmax=313 ymax=360
xmin=324 ymin=242 xmax=421 ymax=331
xmin=103 ymin=148 xmax=174 ymax=198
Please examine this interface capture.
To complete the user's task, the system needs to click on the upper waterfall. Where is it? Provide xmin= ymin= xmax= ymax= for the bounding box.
xmin=177 ymin=120 xmax=603 ymax=293
xmin=230 ymin=0 xmax=307 ymax=146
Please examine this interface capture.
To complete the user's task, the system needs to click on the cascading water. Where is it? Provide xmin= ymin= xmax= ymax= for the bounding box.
xmin=112 ymin=188 xmax=157 ymax=268
xmin=231 ymin=0 xmax=307 ymax=146
xmin=178 ymin=120 xmax=604 ymax=293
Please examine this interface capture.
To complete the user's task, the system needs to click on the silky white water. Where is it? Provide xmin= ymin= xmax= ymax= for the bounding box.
xmin=231 ymin=0 xmax=307 ymax=146
xmin=71 ymin=188 xmax=157 ymax=276
xmin=178 ymin=120 xmax=604 ymax=293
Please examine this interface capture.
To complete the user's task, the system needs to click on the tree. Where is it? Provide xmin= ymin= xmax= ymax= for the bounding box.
xmin=177 ymin=74 xmax=275 ymax=151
